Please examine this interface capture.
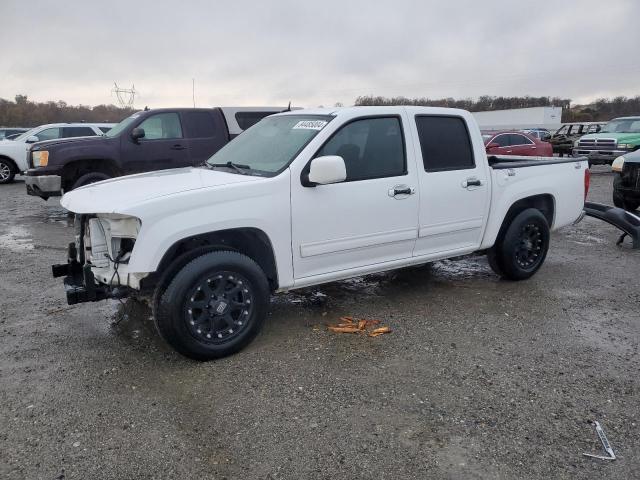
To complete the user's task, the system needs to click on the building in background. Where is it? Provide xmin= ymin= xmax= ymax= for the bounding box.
xmin=472 ymin=106 xmax=563 ymax=131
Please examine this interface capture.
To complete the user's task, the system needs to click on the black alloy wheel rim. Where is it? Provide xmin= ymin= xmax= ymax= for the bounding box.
xmin=0 ymin=162 xmax=10 ymax=181
xmin=184 ymin=271 xmax=254 ymax=343
xmin=515 ymin=223 xmax=543 ymax=269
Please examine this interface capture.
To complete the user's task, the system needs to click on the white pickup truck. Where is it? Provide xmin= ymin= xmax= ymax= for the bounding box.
xmin=54 ymin=106 xmax=589 ymax=360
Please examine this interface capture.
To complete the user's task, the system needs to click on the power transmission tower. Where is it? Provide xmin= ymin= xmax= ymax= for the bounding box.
xmin=112 ymin=82 xmax=136 ymax=108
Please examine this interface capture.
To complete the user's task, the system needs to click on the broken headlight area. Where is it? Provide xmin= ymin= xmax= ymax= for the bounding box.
xmin=83 ymin=214 xmax=140 ymax=267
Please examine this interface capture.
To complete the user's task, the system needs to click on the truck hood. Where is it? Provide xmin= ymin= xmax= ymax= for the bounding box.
xmin=580 ymin=132 xmax=640 ymax=143
xmin=61 ymin=167 xmax=261 ymax=214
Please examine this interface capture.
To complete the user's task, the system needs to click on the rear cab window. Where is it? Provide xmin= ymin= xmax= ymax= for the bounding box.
xmin=415 ymin=116 xmax=475 ymax=171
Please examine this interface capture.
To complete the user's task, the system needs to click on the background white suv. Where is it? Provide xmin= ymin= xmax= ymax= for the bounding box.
xmin=0 ymin=123 xmax=114 ymax=184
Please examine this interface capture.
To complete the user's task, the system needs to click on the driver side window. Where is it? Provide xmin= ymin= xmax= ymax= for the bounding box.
xmin=138 ymin=113 xmax=183 ymax=140
xmin=34 ymin=127 xmax=61 ymax=142
xmin=315 ymin=117 xmax=406 ymax=181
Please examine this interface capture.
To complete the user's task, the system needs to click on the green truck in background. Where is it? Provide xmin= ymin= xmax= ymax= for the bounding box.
xmin=573 ymin=116 xmax=640 ymax=166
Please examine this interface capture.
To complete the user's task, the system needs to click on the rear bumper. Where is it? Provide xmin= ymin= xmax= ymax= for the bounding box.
xmin=25 ymin=174 xmax=62 ymax=199
xmin=572 ymin=149 xmax=627 ymax=164
xmin=52 ymin=242 xmax=130 ymax=305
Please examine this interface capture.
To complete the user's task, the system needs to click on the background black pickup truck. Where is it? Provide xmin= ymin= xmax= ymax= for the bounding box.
xmin=613 ymin=149 xmax=640 ymax=211
xmin=25 ymin=106 xmax=284 ymax=199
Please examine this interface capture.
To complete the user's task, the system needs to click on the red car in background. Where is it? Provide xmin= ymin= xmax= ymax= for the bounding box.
xmin=482 ymin=130 xmax=553 ymax=157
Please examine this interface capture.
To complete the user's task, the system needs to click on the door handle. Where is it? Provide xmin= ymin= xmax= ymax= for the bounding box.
xmin=388 ymin=185 xmax=415 ymax=197
xmin=462 ymin=177 xmax=483 ymax=188
xmin=171 ymin=144 xmax=187 ymax=150
xmin=506 ymin=150 xmax=513 ymax=153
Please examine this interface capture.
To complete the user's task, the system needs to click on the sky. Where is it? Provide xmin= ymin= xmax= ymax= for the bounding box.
xmin=2 ymin=0 xmax=639 ymax=109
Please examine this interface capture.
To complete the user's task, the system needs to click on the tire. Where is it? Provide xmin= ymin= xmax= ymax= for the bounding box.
xmin=154 ymin=250 xmax=270 ymax=360
xmin=489 ymin=208 xmax=550 ymax=281
xmin=613 ymin=189 xmax=625 ymax=209
xmin=0 ymin=158 xmax=16 ymax=184
xmin=71 ymin=171 xmax=111 ymax=190
xmin=624 ymin=199 xmax=640 ymax=211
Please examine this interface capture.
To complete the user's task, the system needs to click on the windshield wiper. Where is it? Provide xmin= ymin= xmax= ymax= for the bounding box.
xmin=208 ymin=161 xmax=251 ymax=175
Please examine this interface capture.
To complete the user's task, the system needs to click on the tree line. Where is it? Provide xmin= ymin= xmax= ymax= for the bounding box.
xmin=354 ymin=95 xmax=640 ymax=122
xmin=0 ymin=95 xmax=135 ymax=127
xmin=2 ymin=93 xmax=639 ymax=127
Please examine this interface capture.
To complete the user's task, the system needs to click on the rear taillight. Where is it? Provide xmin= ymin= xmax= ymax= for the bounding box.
xmin=584 ymin=168 xmax=590 ymax=201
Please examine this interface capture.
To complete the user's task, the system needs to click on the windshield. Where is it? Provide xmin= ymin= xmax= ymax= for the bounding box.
xmin=601 ymin=118 xmax=640 ymax=134
xmin=105 ymin=113 xmax=141 ymax=138
xmin=206 ymin=114 xmax=332 ymax=174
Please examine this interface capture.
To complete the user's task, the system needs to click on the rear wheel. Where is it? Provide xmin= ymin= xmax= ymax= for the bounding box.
xmin=488 ymin=208 xmax=550 ymax=281
xmin=0 ymin=158 xmax=16 ymax=184
xmin=71 ymin=171 xmax=111 ymax=190
xmin=154 ymin=251 xmax=270 ymax=360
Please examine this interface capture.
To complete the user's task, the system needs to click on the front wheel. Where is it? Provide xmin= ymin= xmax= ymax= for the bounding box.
xmin=71 ymin=171 xmax=111 ymax=190
xmin=0 ymin=158 xmax=16 ymax=184
xmin=154 ymin=251 xmax=270 ymax=360
xmin=488 ymin=208 xmax=550 ymax=281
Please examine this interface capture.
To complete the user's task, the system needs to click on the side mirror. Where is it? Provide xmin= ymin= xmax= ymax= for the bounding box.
xmin=131 ymin=127 xmax=145 ymax=142
xmin=306 ymin=155 xmax=347 ymax=186
xmin=486 ymin=142 xmax=500 ymax=151
xmin=26 ymin=136 xmax=39 ymax=143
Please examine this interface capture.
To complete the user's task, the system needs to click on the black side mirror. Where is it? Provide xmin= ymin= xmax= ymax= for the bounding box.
xmin=131 ymin=127 xmax=145 ymax=143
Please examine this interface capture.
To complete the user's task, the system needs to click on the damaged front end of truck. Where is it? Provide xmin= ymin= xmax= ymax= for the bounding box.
xmin=52 ymin=213 xmax=145 ymax=305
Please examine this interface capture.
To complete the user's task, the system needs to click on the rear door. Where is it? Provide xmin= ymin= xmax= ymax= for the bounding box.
xmin=181 ymin=110 xmax=228 ymax=165
xmin=120 ymin=112 xmax=190 ymax=172
xmin=411 ymin=114 xmax=491 ymax=256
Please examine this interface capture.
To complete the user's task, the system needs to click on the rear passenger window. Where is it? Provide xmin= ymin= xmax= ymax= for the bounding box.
xmin=183 ymin=111 xmax=217 ymax=138
xmin=236 ymin=111 xmax=274 ymax=130
xmin=98 ymin=127 xmax=111 ymax=133
xmin=63 ymin=127 xmax=96 ymax=138
xmin=416 ymin=116 xmax=475 ymax=171
xmin=316 ymin=117 xmax=406 ymax=181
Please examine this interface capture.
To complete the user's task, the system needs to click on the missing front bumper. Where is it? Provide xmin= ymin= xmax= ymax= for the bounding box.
xmin=52 ymin=242 xmax=131 ymax=305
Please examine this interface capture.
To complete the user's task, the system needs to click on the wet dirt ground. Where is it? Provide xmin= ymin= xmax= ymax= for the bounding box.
xmin=1 ymin=167 xmax=639 ymax=480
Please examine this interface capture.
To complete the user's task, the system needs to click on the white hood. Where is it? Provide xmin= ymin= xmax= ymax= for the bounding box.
xmin=61 ymin=167 xmax=261 ymax=213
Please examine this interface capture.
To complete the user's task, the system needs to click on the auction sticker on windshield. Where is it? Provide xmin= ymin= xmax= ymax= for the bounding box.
xmin=293 ymin=120 xmax=327 ymax=130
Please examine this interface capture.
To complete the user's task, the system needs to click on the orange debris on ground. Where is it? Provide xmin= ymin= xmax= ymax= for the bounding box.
xmin=326 ymin=317 xmax=391 ymax=337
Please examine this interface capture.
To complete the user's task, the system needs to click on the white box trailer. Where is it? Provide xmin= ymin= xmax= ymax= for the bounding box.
xmin=472 ymin=106 xmax=563 ymax=131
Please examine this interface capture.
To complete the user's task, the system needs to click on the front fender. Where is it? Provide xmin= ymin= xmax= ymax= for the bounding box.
xmin=126 ymin=171 xmax=294 ymax=289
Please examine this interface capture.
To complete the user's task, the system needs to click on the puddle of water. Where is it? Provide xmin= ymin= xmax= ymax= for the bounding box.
xmin=431 ymin=256 xmax=492 ymax=280
xmin=0 ymin=225 xmax=35 ymax=252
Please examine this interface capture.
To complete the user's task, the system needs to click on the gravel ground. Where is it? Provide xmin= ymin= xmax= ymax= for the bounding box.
xmin=1 ymin=166 xmax=638 ymax=480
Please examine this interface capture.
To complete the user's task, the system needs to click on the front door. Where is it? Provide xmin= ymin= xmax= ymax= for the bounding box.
xmin=509 ymin=133 xmax=537 ymax=156
xmin=411 ymin=114 xmax=491 ymax=256
xmin=121 ymin=112 xmax=190 ymax=173
xmin=291 ymin=115 xmax=419 ymax=280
